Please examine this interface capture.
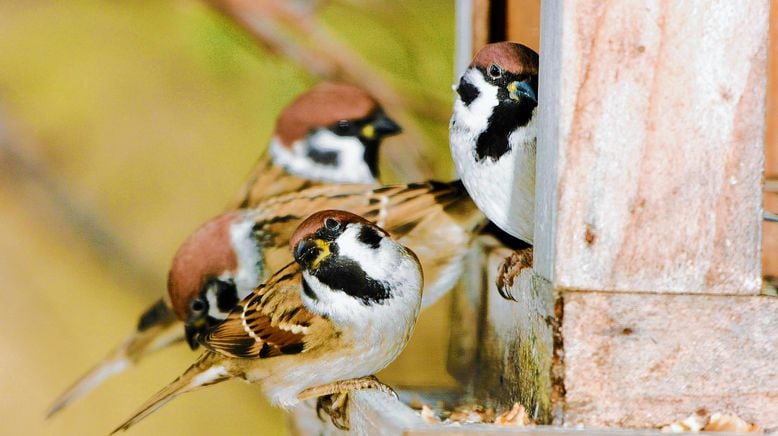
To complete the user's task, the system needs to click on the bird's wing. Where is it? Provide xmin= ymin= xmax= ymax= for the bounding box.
xmin=201 ymin=262 xmax=329 ymax=359
xmin=227 ymin=153 xmax=319 ymax=210
xmin=247 ymin=181 xmax=479 ymax=266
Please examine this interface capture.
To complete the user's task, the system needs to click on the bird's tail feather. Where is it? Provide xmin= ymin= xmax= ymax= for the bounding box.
xmin=111 ymin=352 xmax=229 ymax=434
xmin=46 ymin=300 xmax=182 ymax=418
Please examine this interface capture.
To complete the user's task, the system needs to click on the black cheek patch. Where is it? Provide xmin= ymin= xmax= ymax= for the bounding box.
xmin=357 ymin=225 xmax=382 ymax=249
xmin=457 ymin=77 xmax=480 ymax=106
xmin=307 ymin=147 xmax=339 ymax=166
xmin=215 ymin=280 xmax=239 ymax=312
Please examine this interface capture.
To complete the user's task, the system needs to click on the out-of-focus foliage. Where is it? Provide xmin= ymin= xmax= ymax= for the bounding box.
xmin=0 ymin=0 xmax=455 ymax=434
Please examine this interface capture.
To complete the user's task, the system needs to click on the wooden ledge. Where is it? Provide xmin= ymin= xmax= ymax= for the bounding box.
xmin=289 ymin=389 xmax=757 ymax=435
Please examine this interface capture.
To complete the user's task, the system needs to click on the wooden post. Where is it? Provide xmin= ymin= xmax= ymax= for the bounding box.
xmin=763 ymin=3 xmax=778 ymax=278
xmin=535 ymin=0 xmax=778 ymax=429
xmin=535 ymin=1 xmax=768 ymax=295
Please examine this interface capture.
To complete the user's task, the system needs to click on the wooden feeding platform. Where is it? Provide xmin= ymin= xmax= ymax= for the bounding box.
xmin=292 ymin=0 xmax=778 ymax=433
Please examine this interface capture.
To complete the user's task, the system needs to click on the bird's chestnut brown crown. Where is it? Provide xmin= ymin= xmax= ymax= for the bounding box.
xmin=289 ymin=209 xmax=383 ymax=255
xmin=470 ymin=42 xmax=538 ymax=77
xmin=167 ymin=212 xmax=241 ymax=321
xmin=274 ymin=82 xmax=396 ymax=147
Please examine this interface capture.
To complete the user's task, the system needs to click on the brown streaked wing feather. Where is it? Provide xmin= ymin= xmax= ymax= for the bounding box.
xmin=202 ymin=263 xmax=327 ymax=359
xmin=227 ymin=154 xmax=320 ymax=210
xmin=246 ymin=181 xmax=478 ymax=274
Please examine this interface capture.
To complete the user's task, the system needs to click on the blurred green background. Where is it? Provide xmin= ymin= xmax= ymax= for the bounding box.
xmin=0 ymin=1 xmax=457 ymax=434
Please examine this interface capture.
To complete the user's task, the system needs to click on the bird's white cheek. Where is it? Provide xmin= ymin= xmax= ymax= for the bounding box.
xmin=270 ymin=132 xmax=374 ymax=184
xmin=451 ymin=70 xmax=499 ymax=136
xmin=230 ymin=218 xmax=263 ymax=298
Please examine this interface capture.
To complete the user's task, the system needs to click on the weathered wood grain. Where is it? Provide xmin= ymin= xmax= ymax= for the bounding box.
xmin=562 ymin=292 xmax=778 ymax=429
xmin=535 ymin=0 xmax=768 ymax=294
xmin=470 ymin=244 xmax=556 ymax=424
xmin=290 ymin=388 xmax=763 ymax=434
xmin=506 ymin=0 xmax=540 ymax=52
xmin=764 ymin=1 xmax=778 ymax=177
xmin=762 ymin=4 xmax=778 ymax=276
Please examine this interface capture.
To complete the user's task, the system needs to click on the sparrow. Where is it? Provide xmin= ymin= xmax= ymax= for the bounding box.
xmin=176 ymin=181 xmax=483 ymax=346
xmin=48 ymin=181 xmax=485 ymax=416
xmin=111 ymin=210 xmax=424 ymax=433
xmin=46 ymin=82 xmax=401 ymax=417
xmin=449 ymin=42 xmax=539 ymax=243
xmin=230 ymin=81 xmax=402 ymax=209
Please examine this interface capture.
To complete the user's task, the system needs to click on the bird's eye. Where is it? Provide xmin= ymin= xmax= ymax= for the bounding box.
xmin=324 ymin=217 xmax=340 ymax=230
xmin=488 ymin=64 xmax=503 ymax=79
xmin=335 ymin=120 xmax=351 ymax=134
xmin=190 ymin=297 xmax=206 ymax=314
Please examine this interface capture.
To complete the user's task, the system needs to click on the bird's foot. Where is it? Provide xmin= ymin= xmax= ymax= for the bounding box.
xmin=301 ymin=375 xmax=397 ymax=430
xmin=496 ymin=247 xmax=534 ymax=301
xmin=315 ymin=393 xmax=350 ymax=430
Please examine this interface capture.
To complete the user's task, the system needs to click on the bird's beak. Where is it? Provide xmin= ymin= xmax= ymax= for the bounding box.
xmin=362 ymin=112 xmax=402 ymax=140
xmin=294 ymin=238 xmax=331 ymax=270
xmin=507 ymin=80 xmax=537 ymax=103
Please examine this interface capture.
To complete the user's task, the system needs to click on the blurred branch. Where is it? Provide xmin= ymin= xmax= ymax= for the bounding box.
xmin=203 ymin=0 xmax=448 ymax=181
xmin=0 ymin=106 xmax=162 ymax=298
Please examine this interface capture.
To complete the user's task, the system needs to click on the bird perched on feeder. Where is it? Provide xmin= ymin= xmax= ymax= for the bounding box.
xmin=111 ymin=210 xmax=424 ymax=433
xmin=231 ymin=81 xmax=401 ymax=209
xmin=449 ymin=42 xmax=539 ymax=243
xmin=46 ymin=82 xmax=401 ymax=417
xmin=173 ymin=181 xmax=483 ymax=348
xmin=49 ymin=181 xmax=484 ymax=417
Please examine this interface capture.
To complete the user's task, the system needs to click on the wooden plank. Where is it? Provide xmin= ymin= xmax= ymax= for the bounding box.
xmin=290 ymin=389 xmax=757 ymax=435
xmin=763 ymin=4 xmax=778 ymax=276
xmin=506 ymin=0 xmax=540 ymax=52
xmin=534 ymin=0 xmax=768 ymax=294
xmin=764 ymin=1 xmax=778 ymax=177
xmin=472 ymin=244 xmax=556 ymax=424
xmin=471 ymin=0 xmax=491 ymax=53
xmin=562 ymin=291 xmax=778 ymax=430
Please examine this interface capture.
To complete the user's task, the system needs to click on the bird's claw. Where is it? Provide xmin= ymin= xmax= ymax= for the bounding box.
xmin=495 ymin=247 xmax=533 ymax=301
xmin=304 ymin=375 xmax=398 ymax=430
xmin=316 ymin=393 xmax=350 ymax=430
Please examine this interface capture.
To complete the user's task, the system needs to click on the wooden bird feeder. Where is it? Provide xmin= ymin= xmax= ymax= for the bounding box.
xmin=290 ymin=1 xmax=778 ymax=433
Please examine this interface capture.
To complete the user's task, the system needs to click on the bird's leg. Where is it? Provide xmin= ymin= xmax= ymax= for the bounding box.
xmin=495 ymin=247 xmax=534 ymax=301
xmin=306 ymin=376 xmax=395 ymax=431
xmin=299 ymin=375 xmax=396 ymax=400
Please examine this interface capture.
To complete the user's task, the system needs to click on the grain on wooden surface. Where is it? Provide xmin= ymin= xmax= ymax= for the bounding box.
xmin=472 ymin=245 xmax=556 ymax=424
xmin=764 ymin=2 xmax=778 ymax=177
xmin=535 ymin=0 xmax=768 ymax=294
xmin=562 ymin=292 xmax=778 ymax=429
xmin=506 ymin=0 xmax=540 ymax=52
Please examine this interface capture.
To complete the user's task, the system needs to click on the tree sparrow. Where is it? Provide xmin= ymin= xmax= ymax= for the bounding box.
xmin=111 ymin=210 xmax=424 ymax=433
xmin=449 ymin=42 xmax=539 ymax=243
xmin=49 ymin=181 xmax=485 ymax=416
xmin=231 ymin=81 xmax=401 ymax=209
xmin=46 ymin=82 xmax=400 ymax=417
